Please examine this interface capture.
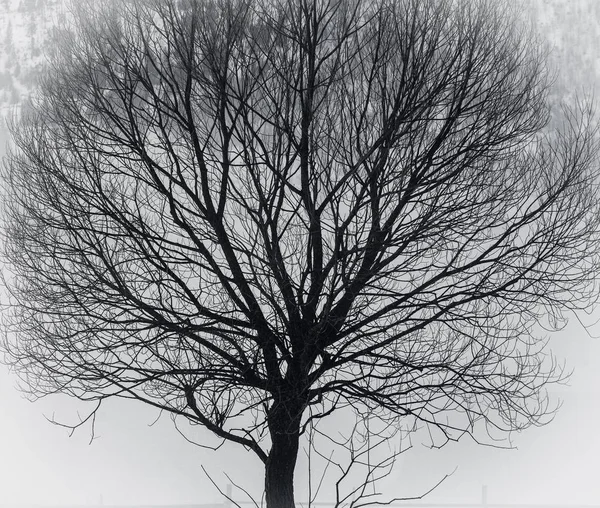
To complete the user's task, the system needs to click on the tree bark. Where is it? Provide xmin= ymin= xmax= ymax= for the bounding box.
xmin=265 ymin=401 xmax=301 ymax=508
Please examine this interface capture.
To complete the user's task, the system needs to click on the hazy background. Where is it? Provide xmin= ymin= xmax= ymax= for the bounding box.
xmin=1 ymin=0 xmax=600 ymax=505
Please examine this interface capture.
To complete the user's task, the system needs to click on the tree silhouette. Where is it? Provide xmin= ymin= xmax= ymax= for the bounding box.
xmin=3 ymin=0 xmax=600 ymax=506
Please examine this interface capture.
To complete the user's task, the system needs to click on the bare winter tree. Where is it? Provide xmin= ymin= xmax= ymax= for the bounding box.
xmin=3 ymin=0 xmax=600 ymax=506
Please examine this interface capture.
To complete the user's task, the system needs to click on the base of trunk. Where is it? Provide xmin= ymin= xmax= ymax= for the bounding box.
xmin=265 ymin=405 xmax=301 ymax=508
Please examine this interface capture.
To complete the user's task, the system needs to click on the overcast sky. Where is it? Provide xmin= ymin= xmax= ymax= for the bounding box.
xmin=1 ymin=1 xmax=600 ymax=506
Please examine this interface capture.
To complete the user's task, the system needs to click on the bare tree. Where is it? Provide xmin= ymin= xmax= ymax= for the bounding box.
xmin=3 ymin=0 xmax=600 ymax=506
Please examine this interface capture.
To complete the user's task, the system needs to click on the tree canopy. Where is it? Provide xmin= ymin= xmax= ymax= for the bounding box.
xmin=3 ymin=0 xmax=600 ymax=506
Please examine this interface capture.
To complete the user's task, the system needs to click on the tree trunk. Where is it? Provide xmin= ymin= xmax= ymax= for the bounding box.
xmin=265 ymin=402 xmax=301 ymax=508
